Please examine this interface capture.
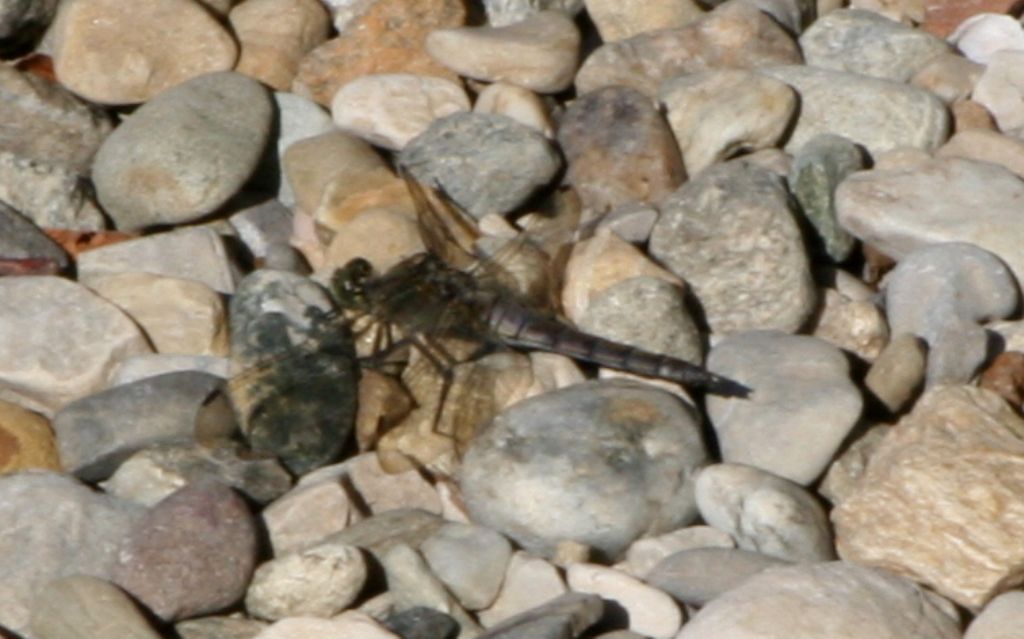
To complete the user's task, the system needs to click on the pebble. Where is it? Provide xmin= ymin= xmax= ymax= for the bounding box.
xmin=923 ymin=0 xmax=1020 ymax=37
xmin=228 ymin=269 xmax=358 ymax=475
xmin=399 ymin=113 xmax=561 ymax=219
xmin=480 ymin=592 xmax=602 ymax=639
xmin=800 ymin=9 xmax=950 ymax=82
xmin=558 ymin=86 xmax=685 ymax=215
xmin=885 ymin=243 xmax=1018 ymax=385
xmin=864 ymin=333 xmax=928 ymax=413
xmin=948 ymin=13 xmax=1024 ymax=65
xmin=0 ymin=399 xmax=60 ymax=473
xmin=176 ymin=616 xmax=269 ymax=639
xmin=100 ymin=442 xmax=293 ymax=507
xmin=85 ymin=272 xmax=228 ymax=356
xmin=326 ymin=508 xmax=445 ymax=560
xmin=297 ymin=451 xmax=442 ymax=516
xmin=92 ymin=72 xmax=273 ymax=230
xmin=460 ymin=380 xmax=708 ymax=559
xmin=0 ymin=200 xmax=69 ymax=271
xmin=228 ymin=197 xmax=296 ymax=262
xmin=677 ymin=561 xmax=960 ymax=639
xmin=834 ymin=385 xmax=1024 ymax=609
xmin=811 ymin=287 xmax=889 ymax=361
xmin=426 ymin=10 xmax=580 ymax=93
xmin=262 ymin=479 xmax=359 ymax=555
xmin=478 ymin=551 xmax=568 ymax=627
xmin=910 ymin=52 xmax=983 ymax=104
xmin=619 ymin=525 xmax=735 ymax=578
xmin=255 ymin=614 xmax=399 ymax=639
xmin=109 ymin=354 xmax=231 ymax=387
xmin=695 ymin=463 xmax=835 ymax=563
xmin=938 ymin=128 xmax=1024 ymax=179
xmin=965 ymin=590 xmax=1024 ymax=639
xmin=979 ymin=351 xmax=1024 ymax=406
xmin=0 ymin=150 xmax=106 ymax=231
xmin=566 ymin=563 xmax=682 ymax=639
xmin=0 ymin=64 xmax=112 ymax=174
xmin=29 ymin=574 xmax=161 ymax=639
xmin=112 ymin=479 xmax=257 ymax=621
xmin=584 ymin=0 xmax=703 ymax=41
xmin=331 ymin=73 xmax=470 ymax=150
xmin=0 ymin=276 xmax=150 ymax=416
xmin=473 ymin=82 xmax=554 ymax=137
xmin=0 ymin=471 xmax=144 ymax=636
xmin=383 ymin=607 xmax=460 ymax=639
xmin=951 ymin=98 xmax=997 ymax=132
xmin=818 ymin=423 xmax=889 ymax=506
xmin=229 ymin=0 xmax=330 ymax=92
xmin=482 ymin=0 xmax=584 ymax=27
xmin=245 ymin=540 xmax=367 ymax=620
xmin=659 ymin=69 xmax=796 ymax=176
xmin=252 ymin=93 xmax=334 ymax=210
xmin=575 ymin=1 xmax=802 ymax=98
xmin=973 ymin=50 xmax=1024 ymax=135
xmin=52 ymin=371 xmax=223 ymax=481
xmin=324 ymin=207 xmax=426 ymax=275
xmin=759 ymin=65 xmax=949 ymax=158
xmin=420 ymin=522 xmax=513 ymax=610
xmin=646 ymin=547 xmax=788 ymax=606
xmin=50 ymin=0 xmax=238 ymax=104
xmin=836 ymin=157 xmax=1024 ymax=285
xmin=787 ymin=134 xmax=864 ymax=262
xmin=293 ymin=0 xmax=464 ymax=106
xmin=706 ymin=332 xmax=862 ymax=484
xmin=649 ymin=162 xmax=816 ymax=335
xmin=593 ymin=202 xmax=659 ymax=244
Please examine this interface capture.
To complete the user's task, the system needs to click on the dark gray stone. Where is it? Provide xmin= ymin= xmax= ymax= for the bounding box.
xmin=384 ymin=606 xmax=460 ymax=639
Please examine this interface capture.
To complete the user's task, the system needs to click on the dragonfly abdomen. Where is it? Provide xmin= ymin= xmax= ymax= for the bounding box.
xmin=485 ymin=300 xmax=751 ymax=398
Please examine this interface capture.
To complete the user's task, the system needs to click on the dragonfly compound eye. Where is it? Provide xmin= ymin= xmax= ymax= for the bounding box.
xmin=331 ymin=258 xmax=373 ymax=309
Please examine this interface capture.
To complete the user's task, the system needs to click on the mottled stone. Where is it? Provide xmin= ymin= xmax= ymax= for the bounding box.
xmin=864 ymin=333 xmax=927 ymax=413
xmin=50 ymin=0 xmax=238 ymax=104
xmin=677 ymin=561 xmax=960 ymax=639
xmin=292 ymin=0 xmax=464 ymax=106
xmin=559 ymin=86 xmax=684 ymax=215
xmin=649 ymin=162 xmax=815 ymax=334
xmin=567 ymin=564 xmax=682 ymax=639
xmin=659 ymin=69 xmax=796 ymax=175
xmin=696 ymin=463 xmax=835 ymax=563
xmin=759 ymin=65 xmax=949 ymax=158
xmin=575 ymin=2 xmax=801 ymax=98
xmin=646 ymin=548 xmax=788 ymax=606
xmin=262 ymin=479 xmax=357 ymax=554
xmin=29 ymin=575 xmax=161 ymax=639
xmin=811 ymin=287 xmax=889 ymax=361
xmin=0 ymin=399 xmax=60 ymax=473
xmin=585 ymin=0 xmax=703 ymax=41
xmin=482 ymin=0 xmax=585 ymax=26
xmin=0 ymin=276 xmax=150 ymax=415
xmin=331 ymin=73 xmax=469 ymax=150
xmin=92 ymin=72 xmax=273 ymax=230
xmin=973 ymin=50 xmax=1024 ymax=135
xmin=230 ymin=0 xmax=330 ymax=91
xmin=399 ymin=113 xmax=560 ymax=219
xmin=421 ymin=522 xmax=512 ymax=610
xmin=0 ymin=150 xmax=105 ymax=231
xmin=113 ymin=480 xmax=257 ymax=621
xmin=461 ymin=380 xmax=708 ymax=559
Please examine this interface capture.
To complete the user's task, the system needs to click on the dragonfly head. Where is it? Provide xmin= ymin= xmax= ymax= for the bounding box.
xmin=330 ymin=258 xmax=372 ymax=310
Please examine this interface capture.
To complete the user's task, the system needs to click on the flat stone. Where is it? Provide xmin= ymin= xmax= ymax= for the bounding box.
xmin=50 ymin=0 xmax=238 ymax=104
xmin=659 ymin=69 xmax=796 ymax=175
xmin=575 ymin=1 xmax=801 ymax=98
xmin=421 ymin=522 xmax=513 ymax=610
xmin=478 ymin=551 xmax=568 ymax=628
xmin=800 ymin=9 xmax=950 ymax=81
xmin=246 ymin=540 xmax=367 ymax=620
xmin=292 ymin=0 xmax=464 ymax=106
xmin=973 ymin=50 xmax=1024 ymax=134
xmin=253 ymin=93 xmax=332 ymax=210
xmin=482 ymin=0 xmax=584 ymax=26
xmin=176 ymin=615 xmax=269 ymax=639
xmin=759 ymin=65 xmax=949 ymax=158
xmin=426 ymin=10 xmax=579 ymax=93
xmin=864 ymin=333 xmax=927 ymax=413
xmin=0 ymin=150 xmax=106 ymax=231
xmin=677 ymin=561 xmax=960 ymax=639
xmin=480 ymin=592 xmax=602 ymax=639
xmin=952 ymin=98 xmax=998 ymax=132
xmin=965 ymin=591 xmax=1024 ymax=639
xmin=29 ymin=575 xmax=161 ymax=639
xmin=0 ymin=276 xmax=150 ymax=415
xmin=461 ymin=380 xmax=708 ymax=559
xmin=948 ymin=13 xmax=1024 ymax=64
xmin=262 ymin=480 xmax=358 ymax=555
xmin=566 ymin=563 xmax=682 ymax=639
xmin=836 ymin=157 xmax=1024 ymax=285
xmin=255 ymin=614 xmax=400 ymax=639
xmin=584 ymin=0 xmax=703 ymax=41
xmin=818 ymin=423 xmax=889 ymax=506
xmin=695 ymin=463 xmax=835 ymax=563
xmin=399 ymin=112 xmax=561 ymax=219
xmin=227 ymin=197 xmax=296 ymax=262
xmin=473 ymin=82 xmax=554 ymax=137
xmin=331 ymin=73 xmax=469 ymax=150
xmin=885 ymin=242 xmax=1018 ymax=386
xmin=0 ymin=472 xmax=144 ymax=636
xmin=112 ymin=479 xmax=258 ymax=621
xmin=92 ymin=72 xmax=273 ymax=230
xmin=230 ymin=0 xmax=330 ymax=91
xmin=834 ymin=385 xmax=1024 ymax=609
xmin=910 ymin=52 xmax=984 ymax=104
xmin=706 ymin=332 xmax=862 ymax=484
xmin=649 ymin=162 xmax=816 ymax=335
xmin=619 ymin=525 xmax=735 ymax=578
xmin=326 ymin=508 xmax=446 ymax=560
xmin=646 ymin=547 xmax=788 ymax=606
xmin=558 ymin=85 xmax=684 ymax=215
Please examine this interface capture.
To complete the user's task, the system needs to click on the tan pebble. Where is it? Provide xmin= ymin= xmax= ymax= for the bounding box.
xmin=355 ymin=369 xmax=413 ymax=451
xmin=0 ymin=399 xmax=61 ymax=473
xmin=331 ymin=73 xmax=470 ymax=150
xmin=474 ymin=82 xmax=554 ymax=137
xmin=51 ymin=0 xmax=237 ymax=104
xmin=320 ymin=207 xmax=425 ymax=275
xmin=230 ymin=0 xmax=331 ymax=91
xmin=864 ymin=333 xmax=927 ymax=413
xmin=282 ymin=130 xmax=391 ymax=215
xmin=951 ymin=99 xmax=997 ymax=132
xmin=811 ymin=288 xmax=889 ymax=362
xmin=293 ymin=0 xmax=465 ymax=105
xmin=478 ymin=551 xmax=567 ymax=627
xmin=938 ymin=129 xmax=1024 ymax=179
xmin=426 ymin=10 xmax=580 ymax=93
xmin=910 ymin=52 xmax=983 ymax=105
xmin=585 ymin=0 xmax=703 ymax=41
xmin=979 ymin=351 xmax=1024 ymax=407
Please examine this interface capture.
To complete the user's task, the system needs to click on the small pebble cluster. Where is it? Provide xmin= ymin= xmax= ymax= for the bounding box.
xmin=4 ymin=0 xmax=1024 ymax=638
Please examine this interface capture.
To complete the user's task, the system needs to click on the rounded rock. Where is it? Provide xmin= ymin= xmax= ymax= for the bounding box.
xmin=420 ymin=522 xmax=513 ymax=610
xmin=948 ymin=13 xmax=1024 ymax=65
xmin=646 ymin=547 xmax=788 ymax=606
xmin=92 ymin=72 xmax=274 ymax=230
xmin=973 ymin=50 xmax=1024 ymax=135
xmin=965 ymin=591 xmax=1024 ymax=639
xmin=29 ymin=575 xmax=161 ymax=639
xmin=229 ymin=0 xmax=330 ymax=92
xmin=245 ymin=541 xmax=367 ymax=620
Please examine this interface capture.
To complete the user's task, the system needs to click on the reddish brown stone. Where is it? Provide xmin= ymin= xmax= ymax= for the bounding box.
xmin=292 ymin=0 xmax=465 ymax=106
xmin=980 ymin=351 xmax=1024 ymax=406
xmin=923 ymin=0 xmax=1024 ymax=39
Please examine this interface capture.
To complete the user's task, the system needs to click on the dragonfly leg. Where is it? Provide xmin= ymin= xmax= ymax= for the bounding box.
xmin=407 ymin=335 xmax=459 ymax=432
